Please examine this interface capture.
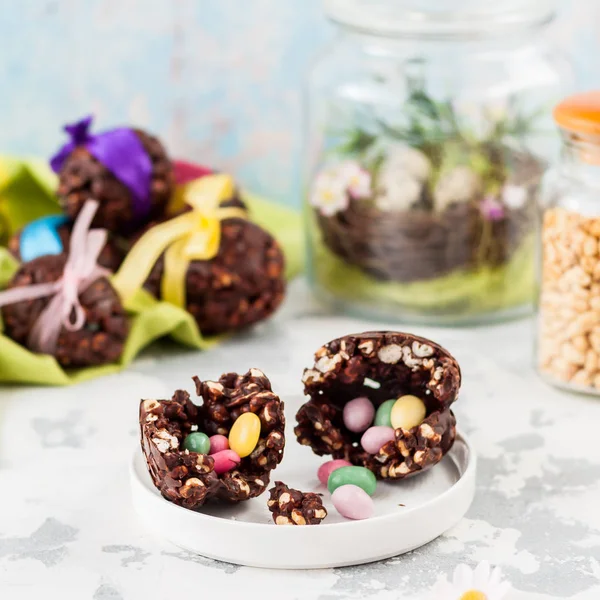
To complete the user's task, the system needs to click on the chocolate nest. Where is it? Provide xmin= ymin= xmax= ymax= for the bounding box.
xmin=9 ymin=224 xmax=126 ymax=273
xmin=295 ymin=331 xmax=460 ymax=480
xmin=140 ymin=369 xmax=285 ymax=509
xmin=318 ymin=199 xmax=535 ymax=283
xmin=56 ymin=128 xmax=174 ymax=232
xmin=143 ymin=219 xmax=286 ymax=336
xmin=2 ymin=254 xmax=129 ymax=367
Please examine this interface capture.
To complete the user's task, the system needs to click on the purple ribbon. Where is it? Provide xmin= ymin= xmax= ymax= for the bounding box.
xmin=50 ymin=116 xmax=153 ymax=221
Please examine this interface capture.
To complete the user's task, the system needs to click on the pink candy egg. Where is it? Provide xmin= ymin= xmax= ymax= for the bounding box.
xmin=317 ymin=459 xmax=353 ymax=486
xmin=361 ymin=426 xmax=396 ymax=454
xmin=209 ymin=434 xmax=229 ymax=455
xmin=332 ymin=484 xmax=374 ymax=520
xmin=343 ymin=396 xmax=375 ymax=433
xmin=211 ymin=449 xmax=241 ymax=475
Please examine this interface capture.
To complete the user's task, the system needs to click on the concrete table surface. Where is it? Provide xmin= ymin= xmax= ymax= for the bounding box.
xmin=1 ymin=281 xmax=598 ymax=600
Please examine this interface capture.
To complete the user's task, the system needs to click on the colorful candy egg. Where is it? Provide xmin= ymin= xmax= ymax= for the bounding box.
xmin=343 ymin=396 xmax=375 ymax=433
xmin=332 ymin=485 xmax=374 ymax=520
xmin=328 ymin=465 xmax=377 ymax=496
xmin=361 ymin=426 xmax=396 ymax=454
xmin=390 ymin=395 xmax=426 ymax=431
xmin=182 ymin=431 xmax=211 ymax=454
xmin=209 ymin=434 xmax=229 ymax=455
xmin=229 ymin=412 xmax=261 ymax=458
xmin=374 ymin=399 xmax=396 ymax=427
xmin=317 ymin=459 xmax=352 ymax=486
xmin=211 ymin=449 xmax=241 ymax=475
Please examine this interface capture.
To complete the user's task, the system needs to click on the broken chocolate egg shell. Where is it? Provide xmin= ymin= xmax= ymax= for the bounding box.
xmin=295 ymin=331 xmax=460 ymax=480
xmin=140 ymin=368 xmax=285 ymax=510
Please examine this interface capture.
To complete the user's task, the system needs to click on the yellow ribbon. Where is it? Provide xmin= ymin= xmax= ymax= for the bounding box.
xmin=113 ymin=174 xmax=246 ymax=308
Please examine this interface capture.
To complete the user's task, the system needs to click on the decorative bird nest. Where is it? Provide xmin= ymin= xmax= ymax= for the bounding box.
xmin=316 ymin=193 xmax=536 ymax=283
xmin=309 ymin=83 xmax=544 ymax=285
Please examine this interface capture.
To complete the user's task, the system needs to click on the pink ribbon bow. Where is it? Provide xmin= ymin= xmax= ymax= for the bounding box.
xmin=0 ymin=200 xmax=109 ymax=355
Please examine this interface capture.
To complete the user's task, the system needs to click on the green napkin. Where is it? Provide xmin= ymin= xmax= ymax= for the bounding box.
xmin=0 ymin=158 xmax=304 ymax=385
xmin=0 ymin=156 xmax=61 ymax=243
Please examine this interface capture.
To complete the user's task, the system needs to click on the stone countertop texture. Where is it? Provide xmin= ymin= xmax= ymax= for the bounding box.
xmin=0 ymin=281 xmax=599 ymax=600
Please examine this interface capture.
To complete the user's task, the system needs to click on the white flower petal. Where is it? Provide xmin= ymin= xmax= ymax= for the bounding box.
xmin=488 ymin=566 xmax=503 ymax=588
xmin=453 ymin=563 xmax=474 ymax=590
xmin=473 ymin=561 xmax=492 ymax=588
xmin=492 ymin=581 xmax=512 ymax=600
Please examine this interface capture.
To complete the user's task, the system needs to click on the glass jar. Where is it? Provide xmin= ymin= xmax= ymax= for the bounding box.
xmin=537 ymin=92 xmax=600 ymax=395
xmin=304 ymin=0 xmax=572 ymax=324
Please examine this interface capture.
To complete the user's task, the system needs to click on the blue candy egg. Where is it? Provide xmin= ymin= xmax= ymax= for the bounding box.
xmin=20 ymin=215 xmax=69 ymax=262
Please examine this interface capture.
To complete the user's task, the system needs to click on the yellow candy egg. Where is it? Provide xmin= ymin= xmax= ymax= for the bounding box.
xmin=228 ymin=412 xmax=261 ymax=458
xmin=390 ymin=395 xmax=426 ymax=431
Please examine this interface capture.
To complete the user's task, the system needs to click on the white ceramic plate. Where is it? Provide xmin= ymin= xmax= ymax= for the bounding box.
xmin=130 ymin=423 xmax=476 ymax=569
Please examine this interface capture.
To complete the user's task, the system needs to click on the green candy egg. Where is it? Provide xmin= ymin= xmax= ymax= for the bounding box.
xmin=374 ymin=399 xmax=396 ymax=427
xmin=183 ymin=432 xmax=211 ymax=454
xmin=327 ymin=466 xmax=377 ymax=496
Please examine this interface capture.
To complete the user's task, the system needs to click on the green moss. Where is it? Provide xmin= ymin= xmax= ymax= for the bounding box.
xmin=313 ymin=236 xmax=535 ymax=318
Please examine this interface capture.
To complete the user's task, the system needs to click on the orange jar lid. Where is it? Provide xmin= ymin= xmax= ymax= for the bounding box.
xmin=554 ymin=91 xmax=600 ymax=135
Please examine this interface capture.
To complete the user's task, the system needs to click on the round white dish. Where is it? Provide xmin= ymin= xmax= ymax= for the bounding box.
xmin=130 ymin=421 xmax=476 ymax=569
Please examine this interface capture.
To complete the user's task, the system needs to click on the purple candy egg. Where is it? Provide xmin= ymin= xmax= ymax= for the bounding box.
xmin=343 ymin=396 xmax=375 ymax=433
xmin=317 ymin=459 xmax=353 ymax=486
xmin=361 ymin=426 xmax=396 ymax=454
xmin=332 ymin=484 xmax=374 ymax=520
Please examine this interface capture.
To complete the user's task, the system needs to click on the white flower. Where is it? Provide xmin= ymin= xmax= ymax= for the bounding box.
xmin=502 ymin=184 xmax=528 ymax=210
xmin=432 ymin=561 xmax=511 ymax=600
xmin=310 ymin=168 xmax=350 ymax=217
xmin=310 ymin=161 xmax=372 ymax=216
xmin=339 ymin=161 xmax=372 ymax=199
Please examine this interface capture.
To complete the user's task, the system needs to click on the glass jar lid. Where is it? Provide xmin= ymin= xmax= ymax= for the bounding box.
xmin=554 ymin=91 xmax=600 ymax=137
xmin=323 ymin=0 xmax=556 ymax=38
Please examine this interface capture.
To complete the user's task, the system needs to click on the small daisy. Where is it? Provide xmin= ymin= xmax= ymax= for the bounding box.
xmin=339 ymin=161 xmax=372 ymax=199
xmin=502 ymin=184 xmax=528 ymax=210
xmin=480 ymin=196 xmax=505 ymax=221
xmin=433 ymin=561 xmax=511 ymax=600
xmin=310 ymin=167 xmax=350 ymax=217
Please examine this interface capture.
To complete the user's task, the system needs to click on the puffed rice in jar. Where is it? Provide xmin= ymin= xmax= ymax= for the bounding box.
xmin=537 ymin=91 xmax=600 ymax=395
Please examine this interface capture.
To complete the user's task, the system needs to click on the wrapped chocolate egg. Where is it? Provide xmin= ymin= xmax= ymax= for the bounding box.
xmin=113 ymin=174 xmax=286 ymax=336
xmin=2 ymin=255 xmax=128 ymax=367
xmin=295 ymin=331 xmax=460 ymax=480
xmin=140 ymin=368 xmax=285 ymax=509
xmin=143 ymin=218 xmax=285 ymax=335
xmin=0 ymin=201 xmax=129 ymax=368
xmin=51 ymin=116 xmax=174 ymax=233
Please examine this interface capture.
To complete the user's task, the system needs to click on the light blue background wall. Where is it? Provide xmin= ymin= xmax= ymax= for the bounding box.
xmin=0 ymin=1 xmax=598 ymax=206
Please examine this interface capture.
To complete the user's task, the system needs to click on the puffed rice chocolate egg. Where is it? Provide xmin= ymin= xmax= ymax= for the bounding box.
xmin=2 ymin=254 xmax=129 ymax=368
xmin=57 ymin=128 xmax=174 ymax=233
xmin=140 ymin=368 xmax=285 ymax=510
xmin=143 ymin=219 xmax=286 ymax=336
xmin=295 ymin=331 xmax=460 ymax=480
